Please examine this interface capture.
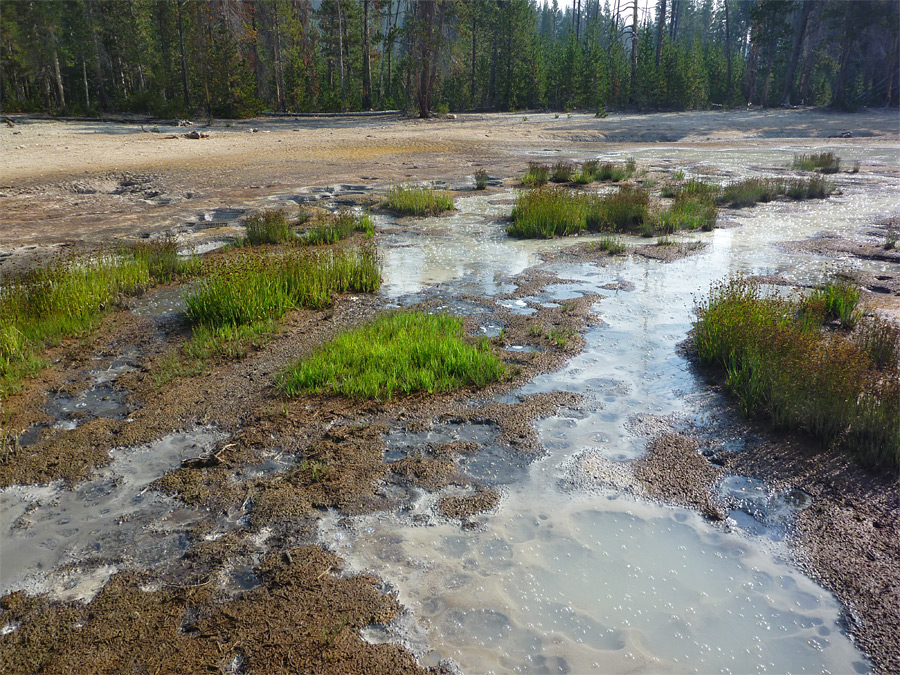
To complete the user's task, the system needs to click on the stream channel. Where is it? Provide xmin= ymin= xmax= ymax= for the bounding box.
xmin=1 ymin=145 xmax=897 ymax=672
xmin=325 ymin=145 xmax=897 ymax=674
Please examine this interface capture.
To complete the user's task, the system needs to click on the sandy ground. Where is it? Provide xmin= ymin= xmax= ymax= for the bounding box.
xmin=2 ymin=107 xmax=898 ymax=258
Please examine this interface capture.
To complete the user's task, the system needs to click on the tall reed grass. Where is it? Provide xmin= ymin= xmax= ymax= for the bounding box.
xmin=277 ymin=311 xmax=505 ymax=400
xmin=694 ymin=276 xmax=899 ymax=469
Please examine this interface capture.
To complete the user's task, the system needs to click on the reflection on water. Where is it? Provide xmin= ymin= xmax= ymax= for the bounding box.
xmin=325 ymin=148 xmax=898 ymax=672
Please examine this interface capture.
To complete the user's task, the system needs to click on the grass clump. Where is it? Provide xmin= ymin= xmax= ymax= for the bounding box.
xmin=382 ymin=184 xmax=453 ymax=216
xmin=792 ymin=152 xmax=841 ymax=174
xmin=653 ymin=194 xmax=719 ymax=233
xmin=277 ymin=311 xmax=505 ymax=401
xmin=594 ymin=159 xmax=636 ymax=182
xmin=694 ymin=276 xmax=899 ymax=469
xmin=595 ymin=235 xmax=626 ymax=254
xmin=508 ymin=186 xmax=591 ymax=238
xmin=301 ymin=210 xmax=374 ymax=246
xmin=184 ymin=246 xmax=380 ymax=359
xmin=585 ymin=187 xmax=649 ymax=232
xmin=805 ymin=277 xmax=861 ymax=328
xmin=717 ymin=178 xmax=783 ymax=208
xmin=474 ymin=169 xmax=489 ymax=190
xmin=243 ymin=209 xmax=296 ymax=245
xmin=521 ymin=162 xmax=550 ymax=186
xmin=0 ymin=253 xmax=151 ymax=395
xmin=550 ymin=161 xmax=575 ymax=183
xmin=131 ymin=237 xmax=202 ymax=282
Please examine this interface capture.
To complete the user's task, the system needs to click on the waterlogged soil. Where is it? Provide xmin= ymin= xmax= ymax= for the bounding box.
xmin=2 ymin=110 xmax=900 ymax=673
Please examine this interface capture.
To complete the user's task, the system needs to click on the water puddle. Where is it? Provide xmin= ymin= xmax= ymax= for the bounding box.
xmin=321 ymin=146 xmax=899 ymax=671
xmin=0 ymin=427 xmax=225 ymax=602
xmin=130 ymin=286 xmax=187 ymax=319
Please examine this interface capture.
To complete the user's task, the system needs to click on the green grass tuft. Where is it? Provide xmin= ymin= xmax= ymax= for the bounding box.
xmin=550 ymin=161 xmax=575 ymax=183
xmin=694 ymin=276 xmax=899 ymax=469
xmin=652 ymin=194 xmax=719 ymax=233
xmin=382 ymin=185 xmax=454 ymax=216
xmin=243 ymin=209 xmax=296 ymax=245
xmin=0 ymin=253 xmax=152 ymax=396
xmin=792 ymin=152 xmax=841 ymax=174
xmin=301 ymin=210 xmax=374 ymax=246
xmin=585 ymin=187 xmax=649 ymax=232
xmin=474 ymin=169 xmax=489 ymax=190
xmin=595 ymin=235 xmax=626 ymax=254
xmin=277 ymin=311 xmax=505 ymax=401
xmin=508 ymin=186 xmax=592 ymax=238
xmin=521 ymin=162 xmax=550 ymax=186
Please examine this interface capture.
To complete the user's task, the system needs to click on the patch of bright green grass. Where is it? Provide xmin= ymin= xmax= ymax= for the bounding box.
xmin=277 ymin=311 xmax=505 ymax=401
xmin=0 ymin=253 xmax=151 ymax=396
xmin=185 ymin=246 xmax=380 ymax=327
xmin=694 ymin=276 xmax=899 ymax=469
xmin=792 ymin=152 xmax=841 ymax=174
xmin=520 ymin=162 xmax=550 ymax=186
xmin=243 ymin=209 xmax=296 ymax=245
xmin=301 ymin=210 xmax=374 ymax=246
xmin=382 ymin=185 xmax=453 ymax=216
xmin=131 ymin=237 xmax=202 ymax=282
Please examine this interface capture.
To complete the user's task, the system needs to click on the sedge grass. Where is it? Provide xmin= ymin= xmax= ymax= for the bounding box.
xmin=382 ymin=185 xmax=453 ymax=216
xmin=694 ymin=276 xmax=899 ymax=469
xmin=243 ymin=209 xmax=296 ymax=245
xmin=277 ymin=311 xmax=505 ymax=401
xmin=792 ymin=152 xmax=841 ymax=174
xmin=585 ymin=187 xmax=649 ymax=232
xmin=550 ymin=161 xmax=575 ymax=183
xmin=520 ymin=162 xmax=550 ymax=186
xmin=474 ymin=169 xmax=489 ymax=190
xmin=301 ymin=210 xmax=374 ymax=246
xmin=652 ymin=194 xmax=718 ymax=233
xmin=508 ymin=186 xmax=591 ymax=238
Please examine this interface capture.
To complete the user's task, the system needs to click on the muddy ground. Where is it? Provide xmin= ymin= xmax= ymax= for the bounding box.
xmin=1 ymin=108 xmax=899 ymax=673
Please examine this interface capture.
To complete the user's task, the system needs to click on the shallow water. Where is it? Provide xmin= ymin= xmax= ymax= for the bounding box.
xmin=0 ymin=428 xmax=224 ymax=602
xmin=322 ymin=148 xmax=899 ymax=672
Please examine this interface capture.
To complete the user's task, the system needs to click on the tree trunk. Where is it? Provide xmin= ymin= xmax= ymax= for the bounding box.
xmin=471 ymin=6 xmax=477 ymax=106
xmin=273 ymin=0 xmax=285 ymax=111
xmin=50 ymin=27 xmax=65 ymax=109
xmin=87 ymin=1 xmax=109 ymax=111
xmin=337 ymin=0 xmax=346 ymax=105
xmin=416 ymin=0 xmax=435 ymax=117
xmin=780 ymin=0 xmax=813 ymax=107
xmin=176 ymin=1 xmax=191 ymax=108
xmin=669 ymin=0 xmax=678 ymax=41
xmin=655 ymin=0 xmax=666 ymax=68
xmin=724 ymin=0 xmax=731 ymax=101
xmin=82 ymin=57 xmax=90 ymax=109
xmin=629 ymin=0 xmax=638 ymax=103
xmin=832 ymin=1 xmax=858 ymax=108
xmin=362 ymin=0 xmax=372 ymax=109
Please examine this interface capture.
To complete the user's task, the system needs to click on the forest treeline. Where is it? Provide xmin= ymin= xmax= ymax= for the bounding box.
xmin=2 ymin=0 xmax=898 ymax=119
